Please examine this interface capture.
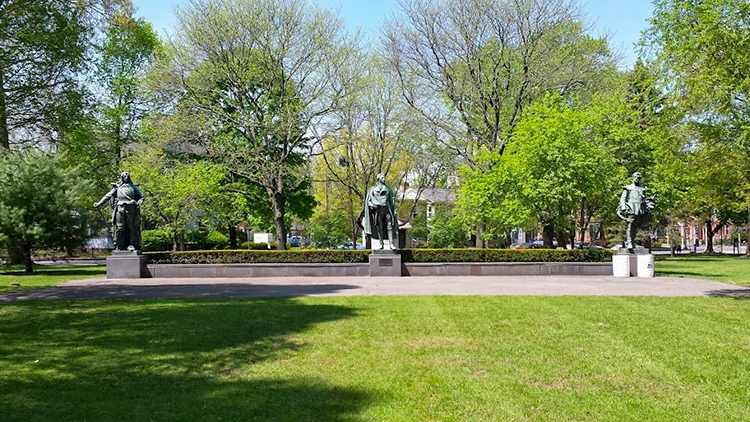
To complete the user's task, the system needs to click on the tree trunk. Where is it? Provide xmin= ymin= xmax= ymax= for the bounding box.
xmin=173 ymin=231 xmax=186 ymax=251
xmin=746 ymin=206 xmax=750 ymax=257
xmin=542 ymin=224 xmax=555 ymax=248
xmin=0 ymin=65 xmax=9 ymax=149
xmin=228 ymin=224 xmax=238 ymax=249
xmin=6 ymin=240 xmax=25 ymax=265
xmin=703 ymin=220 xmax=720 ymax=254
xmin=23 ymin=243 xmax=33 ymax=274
xmin=475 ymin=222 xmax=485 ymax=248
xmin=271 ymin=193 xmax=287 ymax=250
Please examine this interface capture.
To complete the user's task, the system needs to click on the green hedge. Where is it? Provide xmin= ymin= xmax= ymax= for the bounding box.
xmin=145 ymin=249 xmax=370 ymax=264
xmin=400 ymin=248 xmax=614 ymax=263
xmin=145 ymin=248 xmax=613 ymax=264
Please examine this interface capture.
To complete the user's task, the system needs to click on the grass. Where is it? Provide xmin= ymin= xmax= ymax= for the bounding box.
xmin=656 ymin=254 xmax=750 ymax=286
xmin=0 ymin=265 xmax=105 ymax=292
xmin=0 ymin=296 xmax=748 ymax=421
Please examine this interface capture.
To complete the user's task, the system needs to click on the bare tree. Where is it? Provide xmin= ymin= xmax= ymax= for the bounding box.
xmin=148 ymin=0 xmax=359 ymax=249
xmin=382 ymin=0 xmax=615 ymax=245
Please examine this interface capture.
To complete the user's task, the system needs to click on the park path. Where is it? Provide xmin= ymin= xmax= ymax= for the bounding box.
xmin=1 ymin=275 xmax=748 ymax=302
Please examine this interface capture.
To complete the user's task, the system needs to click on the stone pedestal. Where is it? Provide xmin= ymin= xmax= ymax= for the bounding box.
xmin=369 ymin=251 xmax=402 ymax=277
xmin=612 ymin=254 xmax=630 ymax=277
xmin=612 ymin=251 xmax=654 ymax=278
xmin=636 ymin=253 xmax=655 ymax=277
xmin=107 ymin=251 xmax=148 ymax=279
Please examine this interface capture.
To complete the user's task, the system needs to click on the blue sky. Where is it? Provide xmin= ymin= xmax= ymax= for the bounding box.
xmin=132 ymin=0 xmax=654 ymax=69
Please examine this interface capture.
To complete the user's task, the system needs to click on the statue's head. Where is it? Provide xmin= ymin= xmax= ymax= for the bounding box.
xmin=376 ymin=173 xmax=386 ymax=184
xmin=632 ymin=172 xmax=642 ymax=184
xmin=120 ymin=171 xmax=131 ymax=183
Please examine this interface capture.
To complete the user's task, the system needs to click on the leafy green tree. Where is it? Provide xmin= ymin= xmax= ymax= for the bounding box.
xmin=0 ymin=149 xmax=94 ymax=272
xmin=0 ymin=0 xmax=133 ymax=149
xmin=308 ymin=211 xmax=350 ymax=249
xmin=643 ymin=0 xmax=750 ymax=254
xmin=426 ymin=206 xmax=467 ymax=249
xmin=383 ymin=0 xmax=617 ymax=245
xmin=458 ymin=93 xmax=627 ymax=248
xmin=123 ymin=140 xmax=225 ymax=251
xmin=66 ymin=17 xmax=160 ymax=185
xmin=147 ymin=0 xmax=357 ymax=249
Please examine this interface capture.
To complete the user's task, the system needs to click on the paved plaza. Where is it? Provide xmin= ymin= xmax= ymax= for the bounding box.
xmin=1 ymin=275 xmax=748 ymax=302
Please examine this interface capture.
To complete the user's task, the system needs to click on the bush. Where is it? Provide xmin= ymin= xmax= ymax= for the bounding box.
xmin=400 ymin=248 xmax=614 ymax=263
xmin=239 ymin=241 xmax=290 ymax=250
xmin=142 ymin=230 xmax=172 ymax=252
xmin=186 ymin=230 xmax=228 ymax=250
xmin=145 ymin=249 xmax=370 ymax=264
xmin=145 ymin=248 xmax=613 ymax=264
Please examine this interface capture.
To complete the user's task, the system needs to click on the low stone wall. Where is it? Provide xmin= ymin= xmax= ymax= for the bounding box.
xmin=145 ymin=261 xmax=612 ymax=278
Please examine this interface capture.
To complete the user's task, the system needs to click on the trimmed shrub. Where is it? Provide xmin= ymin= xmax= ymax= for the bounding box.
xmin=145 ymin=249 xmax=370 ymax=264
xmin=186 ymin=230 xmax=229 ymax=250
xmin=145 ymin=248 xmax=613 ymax=264
xmin=239 ymin=241 xmax=291 ymax=250
xmin=142 ymin=230 xmax=172 ymax=252
xmin=399 ymin=248 xmax=613 ymax=263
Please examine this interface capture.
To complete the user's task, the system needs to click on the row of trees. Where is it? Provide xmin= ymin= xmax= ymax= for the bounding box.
xmin=1 ymin=0 xmax=748 ymax=269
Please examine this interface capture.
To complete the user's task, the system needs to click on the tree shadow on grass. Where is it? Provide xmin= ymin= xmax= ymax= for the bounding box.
xmin=0 ymin=298 xmax=373 ymax=421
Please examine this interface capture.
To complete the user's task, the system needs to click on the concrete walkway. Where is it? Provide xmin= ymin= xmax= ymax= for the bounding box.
xmin=1 ymin=275 xmax=748 ymax=302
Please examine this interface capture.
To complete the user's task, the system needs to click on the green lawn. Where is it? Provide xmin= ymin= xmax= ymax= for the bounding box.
xmin=0 ymin=265 xmax=106 ymax=292
xmin=1 ymin=296 xmax=748 ymax=421
xmin=656 ymin=255 xmax=750 ymax=286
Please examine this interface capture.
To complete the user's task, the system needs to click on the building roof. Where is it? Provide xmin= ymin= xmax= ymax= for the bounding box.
xmin=401 ymin=187 xmax=456 ymax=204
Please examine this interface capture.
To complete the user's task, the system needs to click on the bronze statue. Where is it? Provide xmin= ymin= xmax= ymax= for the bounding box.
xmin=94 ymin=171 xmax=144 ymax=251
xmin=363 ymin=173 xmax=398 ymax=250
xmin=617 ymin=172 xmax=654 ymax=251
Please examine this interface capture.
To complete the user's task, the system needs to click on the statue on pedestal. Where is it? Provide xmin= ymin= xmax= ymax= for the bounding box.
xmin=617 ymin=172 xmax=654 ymax=252
xmin=363 ymin=173 xmax=398 ymax=250
xmin=94 ymin=171 xmax=144 ymax=251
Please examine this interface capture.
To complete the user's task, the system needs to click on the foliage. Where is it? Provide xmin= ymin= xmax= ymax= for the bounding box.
xmin=425 ymin=207 xmax=467 ymax=249
xmin=185 ymin=230 xmax=229 ymax=251
xmin=144 ymin=248 xmax=612 ymax=264
xmin=0 ymin=0 xmax=134 ymax=148
xmin=383 ymin=0 xmax=617 ymax=165
xmin=123 ymin=140 xmax=226 ymax=251
xmin=643 ymin=0 xmax=750 ymax=254
xmin=457 ymin=93 xmax=628 ymax=247
xmin=141 ymin=229 xmax=172 ymax=252
xmin=399 ymin=248 xmax=614 ymax=263
xmin=65 ymin=17 xmax=161 ymax=186
xmin=0 ymin=149 xmax=94 ymax=272
xmin=307 ymin=211 xmax=351 ymax=249
xmin=147 ymin=0 xmax=357 ymax=249
xmin=145 ymin=249 xmax=370 ymax=264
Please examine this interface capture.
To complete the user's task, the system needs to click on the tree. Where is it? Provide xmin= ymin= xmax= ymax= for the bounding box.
xmin=123 ymin=140 xmax=225 ymax=251
xmin=312 ymin=53 xmax=458 ymax=249
xmin=0 ymin=149 xmax=93 ymax=272
xmin=383 ymin=0 xmax=616 ymax=245
xmin=643 ymin=0 xmax=750 ymax=254
xmin=65 ymin=17 xmax=160 ymax=186
xmin=147 ymin=0 xmax=358 ymax=249
xmin=0 ymin=0 xmax=133 ymax=149
xmin=458 ymin=93 xmax=626 ymax=248
xmin=308 ymin=211 xmax=350 ymax=249
xmin=426 ymin=206 xmax=467 ymax=248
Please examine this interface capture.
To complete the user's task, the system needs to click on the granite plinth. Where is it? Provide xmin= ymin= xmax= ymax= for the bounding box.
xmin=107 ymin=253 xmax=148 ymax=279
xmin=369 ymin=253 xmax=402 ymax=277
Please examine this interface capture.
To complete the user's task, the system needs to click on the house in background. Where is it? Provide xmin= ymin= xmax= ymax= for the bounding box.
xmin=399 ymin=187 xmax=457 ymax=248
